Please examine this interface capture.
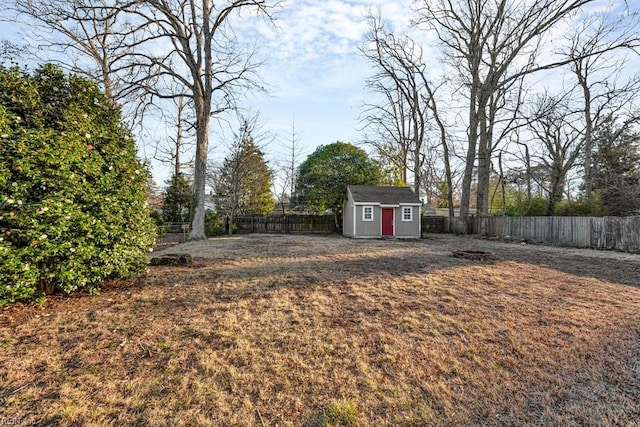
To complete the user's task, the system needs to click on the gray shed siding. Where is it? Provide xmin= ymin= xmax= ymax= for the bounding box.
xmin=343 ymin=197 xmax=355 ymax=237
xmin=394 ymin=206 xmax=420 ymax=238
xmin=354 ymin=205 xmax=382 ymax=237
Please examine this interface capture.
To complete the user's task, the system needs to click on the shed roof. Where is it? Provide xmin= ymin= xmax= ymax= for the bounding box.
xmin=348 ymin=185 xmax=422 ymax=205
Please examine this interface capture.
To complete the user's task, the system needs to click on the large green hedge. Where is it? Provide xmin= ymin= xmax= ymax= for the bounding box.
xmin=0 ymin=64 xmax=156 ymax=304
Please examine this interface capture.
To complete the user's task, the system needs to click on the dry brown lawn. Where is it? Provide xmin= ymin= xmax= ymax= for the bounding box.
xmin=1 ymin=234 xmax=639 ymax=426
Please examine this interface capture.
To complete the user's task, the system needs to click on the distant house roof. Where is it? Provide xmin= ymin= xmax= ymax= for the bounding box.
xmin=348 ymin=185 xmax=422 ymax=205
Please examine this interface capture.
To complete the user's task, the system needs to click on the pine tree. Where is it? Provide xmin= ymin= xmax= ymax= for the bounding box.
xmin=236 ymin=140 xmax=274 ymax=215
xmin=212 ymin=125 xmax=274 ymax=234
xmin=162 ymin=173 xmax=193 ymax=222
xmin=591 ymin=118 xmax=640 ymax=216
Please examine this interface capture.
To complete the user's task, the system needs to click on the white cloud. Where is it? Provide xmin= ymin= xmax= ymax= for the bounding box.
xmin=232 ymin=0 xmax=415 ymax=165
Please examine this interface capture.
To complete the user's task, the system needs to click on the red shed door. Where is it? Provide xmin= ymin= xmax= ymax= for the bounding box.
xmin=382 ymin=208 xmax=394 ymax=236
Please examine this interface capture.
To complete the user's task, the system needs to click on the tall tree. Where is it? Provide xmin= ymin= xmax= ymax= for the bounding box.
xmin=13 ymin=0 xmax=277 ymax=239
xmin=361 ymin=13 xmax=427 ymax=196
xmin=121 ymin=0 xmax=276 ymax=240
xmin=562 ymin=9 xmax=640 ymax=203
xmin=293 ymin=142 xmax=382 ymax=226
xmin=12 ymin=0 xmax=138 ymax=106
xmin=525 ymin=94 xmax=583 ymax=215
xmin=361 ymin=13 xmax=455 ymax=219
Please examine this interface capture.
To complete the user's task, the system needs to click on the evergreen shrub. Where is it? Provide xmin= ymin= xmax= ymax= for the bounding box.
xmin=0 ymin=64 xmax=156 ymax=304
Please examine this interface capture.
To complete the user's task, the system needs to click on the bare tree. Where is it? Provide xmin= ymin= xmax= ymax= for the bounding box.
xmin=419 ymin=74 xmax=456 ymax=220
xmin=120 ymin=0 xmax=277 ymax=240
xmin=1 ymin=40 xmax=24 ymax=59
xmin=562 ymin=8 xmax=640 ymax=203
xmin=362 ymin=13 xmax=455 ymax=218
xmin=412 ymin=0 xmax=633 ymax=230
xmin=360 ymin=83 xmax=411 ymax=185
xmin=361 ymin=13 xmax=428 ymax=196
xmin=12 ymin=0 xmax=140 ymax=106
xmin=273 ymin=117 xmax=303 ymax=214
xmin=13 ymin=0 xmax=277 ymax=239
xmin=153 ymin=95 xmax=196 ymax=178
xmin=525 ymin=94 xmax=584 ymax=215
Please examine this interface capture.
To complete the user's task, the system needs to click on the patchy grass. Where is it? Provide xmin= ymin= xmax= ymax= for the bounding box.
xmin=1 ymin=234 xmax=639 ymax=426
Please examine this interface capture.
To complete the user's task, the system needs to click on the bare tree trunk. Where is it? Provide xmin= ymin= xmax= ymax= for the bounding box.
xmin=498 ymin=151 xmax=507 ymax=215
xmin=459 ymin=86 xmax=480 ymax=233
xmin=547 ymin=170 xmax=565 ymax=215
xmin=413 ymin=144 xmax=422 ymax=196
xmin=189 ymin=0 xmax=213 ymax=241
xmin=523 ymin=144 xmax=532 ymax=201
xmin=417 ymin=73 xmax=455 ymax=224
xmin=190 ymin=102 xmax=211 ymax=240
xmin=174 ymin=100 xmax=185 ymax=178
xmin=476 ymin=108 xmax=491 ymax=217
xmin=578 ymin=65 xmax=594 ymax=203
xmin=411 ymin=86 xmax=425 ymax=196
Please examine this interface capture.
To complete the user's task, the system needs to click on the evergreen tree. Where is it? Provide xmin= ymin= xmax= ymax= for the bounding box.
xmin=0 ymin=63 xmax=156 ymax=303
xmin=162 ymin=173 xmax=193 ymax=222
xmin=235 ymin=140 xmax=274 ymax=215
xmin=293 ymin=142 xmax=382 ymax=225
xmin=591 ymin=118 xmax=640 ymax=216
xmin=212 ymin=126 xmax=274 ymax=233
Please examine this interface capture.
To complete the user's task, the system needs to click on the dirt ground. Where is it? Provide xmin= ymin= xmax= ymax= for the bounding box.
xmin=1 ymin=233 xmax=638 ymax=426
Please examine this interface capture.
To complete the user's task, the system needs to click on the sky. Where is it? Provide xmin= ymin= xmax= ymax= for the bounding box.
xmin=204 ymin=0 xmax=415 ymax=187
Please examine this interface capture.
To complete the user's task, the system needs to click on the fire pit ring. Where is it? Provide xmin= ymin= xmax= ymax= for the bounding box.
xmin=452 ymin=250 xmax=497 ymax=261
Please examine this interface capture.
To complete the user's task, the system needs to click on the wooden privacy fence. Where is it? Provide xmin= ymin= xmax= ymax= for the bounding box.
xmin=233 ymin=215 xmax=337 ymax=234
xmin=421 ymin=216 xmax=446 ymax=234
xmin=472 ymin=216 xmax=640 ymax=253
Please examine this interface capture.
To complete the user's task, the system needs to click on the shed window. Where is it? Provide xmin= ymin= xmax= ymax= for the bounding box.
xmin=402 ymin=207 xmax=413 ymax=222
xmin=363 ymin=206 xmax=374 ymax=221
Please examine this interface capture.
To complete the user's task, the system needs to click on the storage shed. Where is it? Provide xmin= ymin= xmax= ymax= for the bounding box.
xmin=343 ymin=185 xmax=422 ymax=239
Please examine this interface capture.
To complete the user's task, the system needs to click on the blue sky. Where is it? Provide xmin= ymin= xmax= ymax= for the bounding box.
xmin=220 ymin=0 xmax=414 ymax=187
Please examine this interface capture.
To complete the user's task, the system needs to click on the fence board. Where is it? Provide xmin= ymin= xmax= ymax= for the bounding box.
xmin=476 ymin=215 xmax=640 ymax=253
xmin=233 ymin=215 xmax=337 ymax=234
xmin=421 ymin=216 xmax=446 ymax=234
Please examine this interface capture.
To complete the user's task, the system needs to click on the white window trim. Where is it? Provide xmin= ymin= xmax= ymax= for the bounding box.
xmin=362 ymin=206 xmax=374 ymax=222
xmin=401 ymin=206 xmax=413 ymax=222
